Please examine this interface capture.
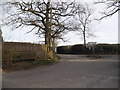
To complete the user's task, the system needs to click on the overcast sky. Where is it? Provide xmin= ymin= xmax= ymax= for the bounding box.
xmin=0 ymin=0 xmax=118 ymax=46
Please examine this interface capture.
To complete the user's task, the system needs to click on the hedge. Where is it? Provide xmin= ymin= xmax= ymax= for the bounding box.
xmin=57 ymin=44 xmax=120 ymax=54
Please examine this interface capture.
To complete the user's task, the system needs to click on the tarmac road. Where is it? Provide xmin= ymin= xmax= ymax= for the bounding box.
xmin=2 ymin=54 xmax=119 ymax=88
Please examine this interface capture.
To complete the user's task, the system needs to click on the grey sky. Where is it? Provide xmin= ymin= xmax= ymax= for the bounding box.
xmin=0 ymin=0 xmax=118 ymax=46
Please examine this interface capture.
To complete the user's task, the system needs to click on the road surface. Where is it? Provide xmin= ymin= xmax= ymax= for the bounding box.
xmin=2 ymin=54 xmax=119 ymax=88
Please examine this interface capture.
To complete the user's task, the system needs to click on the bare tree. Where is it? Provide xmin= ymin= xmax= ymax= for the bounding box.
xmin=0 ymin=26 xmax=3 ymax=42
xmin=1 ymin=0 xmax=76 ymax=55
xmin=95 ymin=0 xmax=120 ymax=20
xmin=74 ymin=4 xmax=94 ymax=49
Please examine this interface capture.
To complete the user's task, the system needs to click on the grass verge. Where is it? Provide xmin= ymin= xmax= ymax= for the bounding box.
xmin=3 ymin=57 xmax=60 ymax=72
xmin=86 ymin=54 xmax=104 ymax=59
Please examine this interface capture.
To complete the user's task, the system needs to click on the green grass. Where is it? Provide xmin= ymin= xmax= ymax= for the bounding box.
xmin=50 ymin=56 xmax=60 ymax=62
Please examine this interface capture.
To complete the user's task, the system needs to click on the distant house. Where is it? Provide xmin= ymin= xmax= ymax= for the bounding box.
xmin=86 ymin=42 xmax=97 ymax=52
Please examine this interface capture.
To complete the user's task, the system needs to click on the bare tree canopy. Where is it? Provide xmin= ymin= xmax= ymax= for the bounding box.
xmin=73 ymin=3 xmax=95 ymax=49
xmin=95 ymin=0 xmax=120 ymax=20
xmin=1 ymin=0 xmax=77 ymax=53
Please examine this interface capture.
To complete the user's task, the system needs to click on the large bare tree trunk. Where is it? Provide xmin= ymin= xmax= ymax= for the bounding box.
xmin=45 ymin=1 xmax=51 ymax=53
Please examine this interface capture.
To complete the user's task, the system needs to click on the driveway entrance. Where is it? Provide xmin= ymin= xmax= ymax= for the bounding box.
xmin=2 ymin=54 xmax=118 ymax=88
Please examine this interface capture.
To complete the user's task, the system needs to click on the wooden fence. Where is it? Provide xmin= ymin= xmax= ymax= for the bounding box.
xmin=2 ymin=42 xmax=50 ymax=65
